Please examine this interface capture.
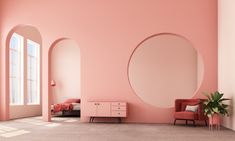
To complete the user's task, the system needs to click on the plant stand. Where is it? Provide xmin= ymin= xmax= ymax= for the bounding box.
xmin=209 ymin=114 xmax=220 ymax=130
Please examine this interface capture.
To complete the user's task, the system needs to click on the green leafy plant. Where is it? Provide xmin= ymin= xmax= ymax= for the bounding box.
xmin=202 ymin=91 xmax=230 ymax=117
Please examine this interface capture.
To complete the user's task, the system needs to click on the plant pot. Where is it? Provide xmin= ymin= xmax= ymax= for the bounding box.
xmin=209 ymin=114 xmax=220 ymax=126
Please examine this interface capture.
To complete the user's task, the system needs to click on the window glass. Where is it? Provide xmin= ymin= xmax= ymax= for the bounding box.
xmin=9 ymin=33 xmax=24 ymax=105
xmin=27 ymin=39 xmax=40 ymax=104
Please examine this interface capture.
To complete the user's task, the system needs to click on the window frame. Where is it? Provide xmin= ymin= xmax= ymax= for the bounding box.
xmin=9 ymin=32 xmax=41 ymax=106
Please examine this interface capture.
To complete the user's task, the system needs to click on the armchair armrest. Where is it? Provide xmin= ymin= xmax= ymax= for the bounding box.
xmin=175 ymin=99 xmax=183 ymax=112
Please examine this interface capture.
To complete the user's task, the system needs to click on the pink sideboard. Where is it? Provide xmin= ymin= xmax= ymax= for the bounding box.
xmin=86 ymin=101 xmax=127 ymax=123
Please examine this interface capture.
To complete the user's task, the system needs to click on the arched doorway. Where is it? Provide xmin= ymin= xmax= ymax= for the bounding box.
xmin=49 ymin=38 xmax=80 ymax=122
xmin=6 ymin=25 xmax=42 ymax=119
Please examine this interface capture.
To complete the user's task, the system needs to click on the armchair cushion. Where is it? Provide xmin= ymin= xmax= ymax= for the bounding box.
xmin=174 ymin=111 xmax=198 ymax=120
xmin=181 ymin=101 xmax=200 ymax=111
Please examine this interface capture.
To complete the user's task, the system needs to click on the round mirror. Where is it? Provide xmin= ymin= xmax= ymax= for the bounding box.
xmin=128 ymin=33 xmax=204 ymax=108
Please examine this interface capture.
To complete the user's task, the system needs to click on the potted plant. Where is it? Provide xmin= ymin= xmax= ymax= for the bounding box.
xmin=202 ymin=91 xmax=230 ymax=127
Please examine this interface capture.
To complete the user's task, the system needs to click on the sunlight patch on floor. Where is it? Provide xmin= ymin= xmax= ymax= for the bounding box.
xmin=15 ymin=118 xmax=49 ymax=126
xmin=0 ymin=125 xmax=17 ymax=132
xmin=0 ymin=130 xmax=30 ymax=138
xmin=51 ymin=117 xmax=68 ymax=121
xmin=45 ymin=123 xmax=61 ymax=127
xmin=0 ymin=117 xmax=80 ymax=138
xmin=64 ymin=119 xmax=78 ymax=123
xmin=0 ymin=125 xmax=30 ymax=138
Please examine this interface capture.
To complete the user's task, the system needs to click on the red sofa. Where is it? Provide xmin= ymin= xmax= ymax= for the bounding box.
xmin=174 ymin=99 xmax=207 ymax=126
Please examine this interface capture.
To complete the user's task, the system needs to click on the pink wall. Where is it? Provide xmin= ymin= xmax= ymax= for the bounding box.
xmin=0 ymin=0 xmax=2 ymax=120
xmin=0 ymin=0 xmax=9 ymax=120
xmin=0 ymin=0 xmax=217 ymax=123
xmin=218 ymin=0 xmax=235 ymax=131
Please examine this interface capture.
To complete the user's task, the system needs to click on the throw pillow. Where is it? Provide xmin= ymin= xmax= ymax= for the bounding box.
xmin=185 ymin=105 xmax=199 ymax=112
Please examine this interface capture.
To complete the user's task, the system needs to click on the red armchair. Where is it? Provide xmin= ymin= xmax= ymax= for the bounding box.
xmin=174 ymin=99 xmax=207 ymax=126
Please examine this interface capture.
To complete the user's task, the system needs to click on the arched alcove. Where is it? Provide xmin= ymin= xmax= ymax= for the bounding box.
xmin=128 ymin=33 xmax=204 ymax=108
xmin=6 ymin=25 xmax=42 ymax=119
xmin=48 ymin=38 xmax=80 ymax=121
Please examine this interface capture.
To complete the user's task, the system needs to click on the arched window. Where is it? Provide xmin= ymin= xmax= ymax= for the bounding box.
xmin=9 ymin=33 xmax=40 ymax=105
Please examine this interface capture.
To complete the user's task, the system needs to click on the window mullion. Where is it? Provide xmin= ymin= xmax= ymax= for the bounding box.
xmin=23 ymin=38 xmax=27 ymax=105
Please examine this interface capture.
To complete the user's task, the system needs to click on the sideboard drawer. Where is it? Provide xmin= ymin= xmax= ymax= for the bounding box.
xmin=111 ymin=106 xmax=126 ymax=111
xmin=111 ymin=102 xmax=126 ymax=106
xmin=111 ymin=111 xmax=127 ymax=117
